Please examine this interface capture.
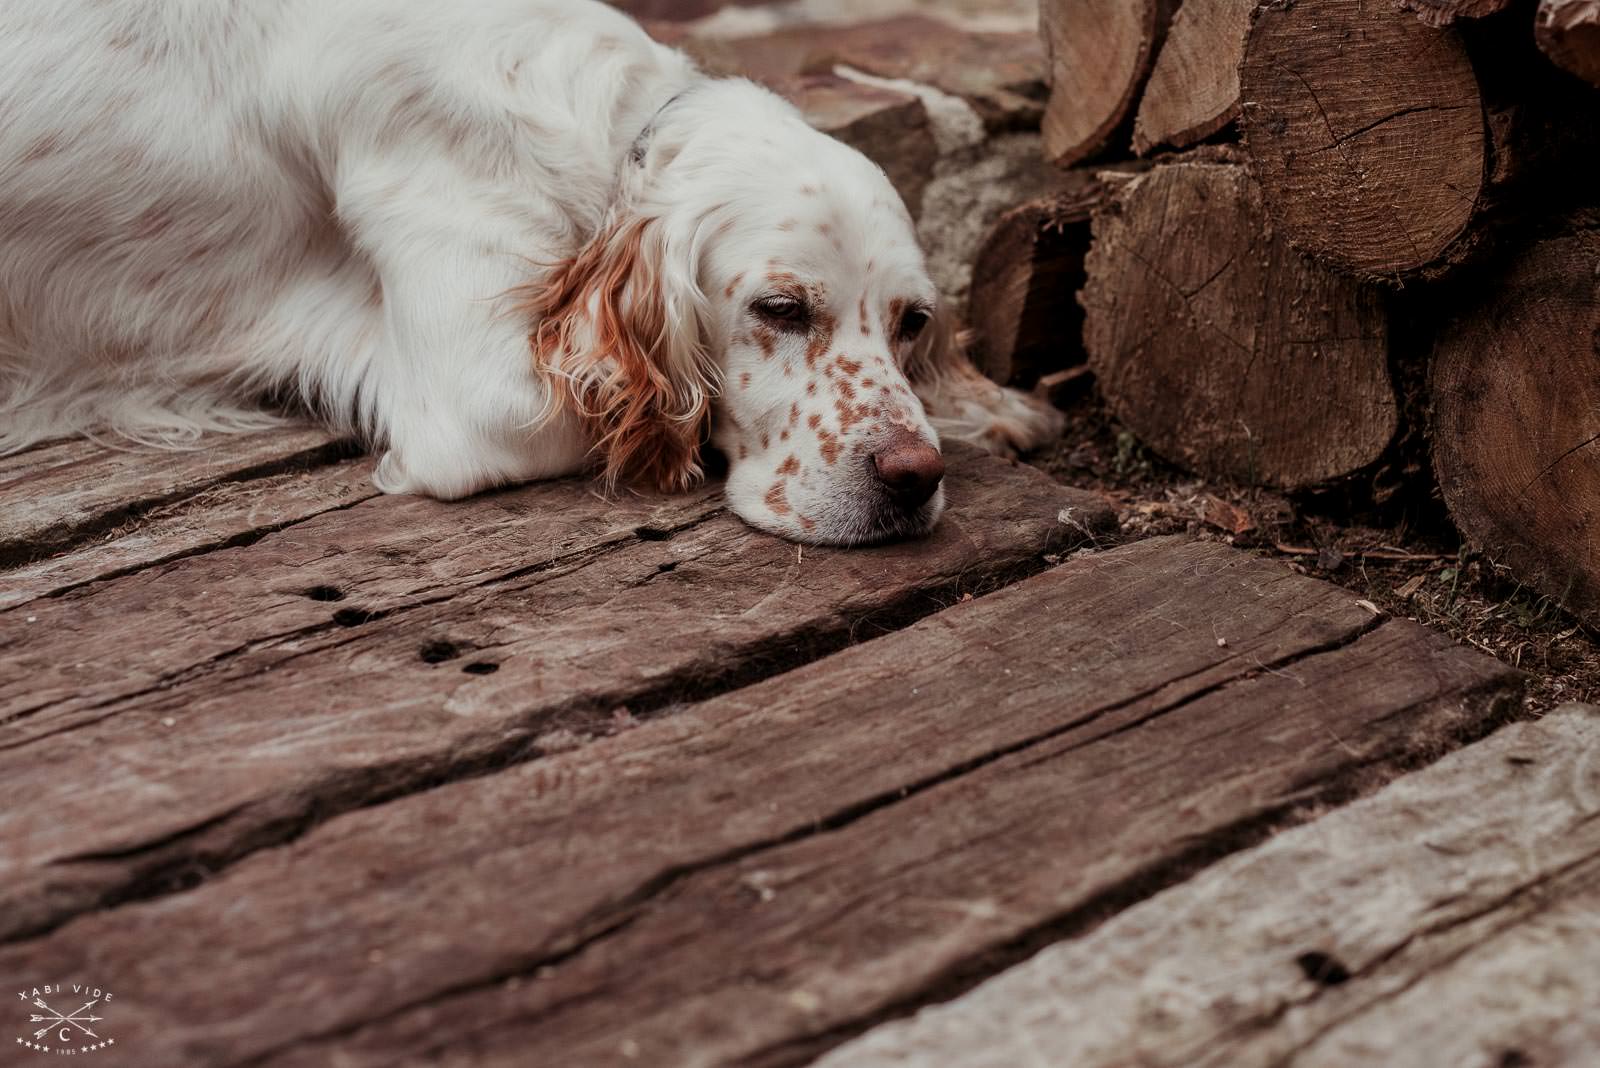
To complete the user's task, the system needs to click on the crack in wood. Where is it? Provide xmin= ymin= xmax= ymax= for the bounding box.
xmin=0 ymin=534 xmax=1065 ymax=948
xmin=0 ymin=437 xmax=362 ymax=571
xmin=222 ymin=607 xmax=1425 ymax=1068
xmin=0 ymin=506 xmax=728 ymax=739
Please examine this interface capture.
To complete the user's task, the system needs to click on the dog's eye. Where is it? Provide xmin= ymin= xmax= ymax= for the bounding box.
xmin=753 ymin=296 xmax=810 ymax=331
xmin=898 ymin=307 xmax=932 ymax=342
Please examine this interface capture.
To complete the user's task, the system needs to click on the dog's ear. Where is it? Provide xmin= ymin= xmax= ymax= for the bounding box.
xmin=522 ymin=214 xmax=716 ymax=494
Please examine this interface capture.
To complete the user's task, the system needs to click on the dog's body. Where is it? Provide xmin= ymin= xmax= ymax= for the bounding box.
xmin=0 ymin=0 xmax=1060 ymax=543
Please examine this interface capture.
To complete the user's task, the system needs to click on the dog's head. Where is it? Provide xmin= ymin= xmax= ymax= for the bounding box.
xmin=524 ymin=80 xmax=951 ymax=546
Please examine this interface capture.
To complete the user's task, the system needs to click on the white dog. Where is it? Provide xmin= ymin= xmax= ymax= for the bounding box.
xmin=0 ymin=0 xmax=1060 ymax=544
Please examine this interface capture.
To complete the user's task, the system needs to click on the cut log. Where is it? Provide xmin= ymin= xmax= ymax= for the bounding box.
xmin=1132 ymin=0 xmax=1253 ymax=154
xmin=1239 ymin=0 xmax=1488 ymax=280
xmin=1040 ymin=0 xmax=1176 ymax=167
xmin=1537 ymin=0 xmax=1600 ymax=86
xmin=1399 ymin=0 xmax=1516 ymax=27
xmin=1081 ymin=162 xmax=1397 ymax=490
xmin=968 ymin=172 xmax=1124 ymax=387
xmin=1430 ymin=225 xmax=1600 ymax=629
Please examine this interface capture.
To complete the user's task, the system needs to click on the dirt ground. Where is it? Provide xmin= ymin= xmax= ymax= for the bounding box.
xmin=1029 ymin=386 xmax=1600 ymax=713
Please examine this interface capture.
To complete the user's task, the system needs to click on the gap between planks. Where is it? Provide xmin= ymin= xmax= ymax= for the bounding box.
xmin=818 ymin=704 xmax=1600 ymax=1068
xmin=0 ymin=443 xmax=1111 ymax=945
xmin=0 ymin=537 xmax=1521 ymax=1067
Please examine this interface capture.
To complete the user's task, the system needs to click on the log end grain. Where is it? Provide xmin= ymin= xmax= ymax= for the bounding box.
xmin=1430 ymin=227 xmax=1600 ymax=628
xmin=1081 ymin=162 xmax=1397 ymax=490
xmin=1240 ymin=0 xmax=1487 ymax=280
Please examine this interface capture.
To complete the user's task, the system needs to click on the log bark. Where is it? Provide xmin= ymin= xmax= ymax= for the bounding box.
xmin=1132 ymin=0 xmax=1252 ymax=154
xmin=1400 ymin=0 xmax=1516 ymax=27
xmin=1040 ymin=0 xmax=1176 ymax=167
xmin=1537 ymin=0 xmax=1600 ymax=86
xmin=1239 ymin=0 xmax=1488 ymax=280
xmin=968 ymin=172 xmax=1124 ymax=387
xmin=1430 ymin=225 xmax=1600 ymax=629
xmin=1081 ymin=161 xmax=1397 ymax=491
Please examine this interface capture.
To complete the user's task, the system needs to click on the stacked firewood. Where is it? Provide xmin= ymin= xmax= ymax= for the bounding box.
xmin=974 ymin=0 xmax=1600 ymax=627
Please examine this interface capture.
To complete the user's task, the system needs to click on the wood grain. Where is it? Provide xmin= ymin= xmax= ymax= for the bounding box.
xmin=1401 ymin=0 xmax=1517 ymax=27
xmin=0 ymin=455 xmax=379 ymax=611
xmin=1132 ymin=0 xmax=1252 ymax=154
xmin=0 ymin=445 xmax=1111 ymax=943
xmin=0 ymin=425 xmax=349 ymax=567
xmin=0 ymin=538 xmax=1521 ymax=1067
xmin=1240 ymin=0 xmax=1487 ymax=279
xmin=1430 ymin=226 xmax=1600 ymax=629
xmin=1040 ymin=0 xmax=1175 ymax=166
xmin=819 ymin=705 xmax=1600 ymax=1068
xmin=1082 ymin=161 xmax=1396 ymax=490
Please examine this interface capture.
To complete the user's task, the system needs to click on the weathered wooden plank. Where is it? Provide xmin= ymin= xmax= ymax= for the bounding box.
xmin=0 ymin=472 xmax=721 ymax=728
xmin=818 ymin=705 xmax=1600 ymax=1068
xmin=0 ymin=425 xmax=350 ymax=567
xmin=0 ymin=538 xmax=1520 ymax=1066
xmin=0 ymin=455 xmax=379 ymax=610
xmin=0 ymin=446 xmax=1111 ymax=943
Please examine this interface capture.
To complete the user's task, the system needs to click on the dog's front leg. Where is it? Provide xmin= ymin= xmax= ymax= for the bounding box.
xmin=338 ymin=160 xmax=591 ymax=500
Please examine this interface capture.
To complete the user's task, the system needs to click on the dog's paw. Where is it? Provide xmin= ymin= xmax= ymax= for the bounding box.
xmin=916 ymin=366 xmax=1065 ymax=458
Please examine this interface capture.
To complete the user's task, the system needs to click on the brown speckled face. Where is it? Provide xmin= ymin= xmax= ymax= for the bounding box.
xmin=701 ymin=148 xmax=944 ymax=545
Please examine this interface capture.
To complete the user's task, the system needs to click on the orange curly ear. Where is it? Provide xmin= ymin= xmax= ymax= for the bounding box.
xmin=520 ymin=215 xmax=715 ymax=494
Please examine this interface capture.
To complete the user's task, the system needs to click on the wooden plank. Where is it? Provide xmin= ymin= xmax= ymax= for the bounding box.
xmin=0 ymin=538 xmax=1521 ymax=1066
xmin=0 ymin=455 xmax=379 ymax=610
xmin=0 ymin=425 xmax=351 ymax=567
xmin=818 ymin=705 xmax=1600 ymax=1068
xmin=0 ymin=446 xmax=1111 ymax=943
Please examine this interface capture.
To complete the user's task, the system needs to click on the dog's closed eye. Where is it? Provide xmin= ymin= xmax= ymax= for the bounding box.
xmin=752 ymin=295 xmax=810 ymax=333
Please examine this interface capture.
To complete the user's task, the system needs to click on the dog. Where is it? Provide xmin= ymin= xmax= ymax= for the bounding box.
xmin=0 ymin=0 xmax=1062 ymax=545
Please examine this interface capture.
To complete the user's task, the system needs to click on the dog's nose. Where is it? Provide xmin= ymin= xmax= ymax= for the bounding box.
xmin=870 ymin=430 xmax=945 ymax=507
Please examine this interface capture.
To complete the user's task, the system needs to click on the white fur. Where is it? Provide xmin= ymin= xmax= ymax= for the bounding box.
xmin=0 ymin=0 xmax=1060 ymax=544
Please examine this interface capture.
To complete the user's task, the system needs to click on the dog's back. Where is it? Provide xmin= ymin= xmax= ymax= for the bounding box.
xmin=0 ymin=0 xmax=688 ymax=452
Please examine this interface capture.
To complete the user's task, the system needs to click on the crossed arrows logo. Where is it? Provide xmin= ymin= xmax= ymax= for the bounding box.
xmin=28 ymin=995 xmax=102 ymax=1041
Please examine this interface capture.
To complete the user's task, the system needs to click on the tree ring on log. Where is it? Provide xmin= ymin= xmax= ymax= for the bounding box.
xmin=1081 ymin=162 xmax=1397 ymax=490
xmin=1430 ymin=228 xmax=1600 ymax=628
xmin=1240 ymin=0 xmax=1487 ymax=280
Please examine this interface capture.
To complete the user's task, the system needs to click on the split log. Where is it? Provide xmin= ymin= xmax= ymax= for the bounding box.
xmin=1239 ymin=0 xmax=1488 ymax=280
xmin=1399 ymin=0 xmax=1516 ymax=27
xmin=1537 ymin=0 xmax=1600 ymax=86
xmin=1081 ymin=162 xmax=1397 ymax=491
xmin=1132 ymin=0 xmax=1252 ymax=154
xmin=1040 ymin=0 xmax=1176 ymax=167
xmin=1430 ymin=225 xmax=1600 ymax=629
xmin=968 ymin=172 xmax=1125 ymax=387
